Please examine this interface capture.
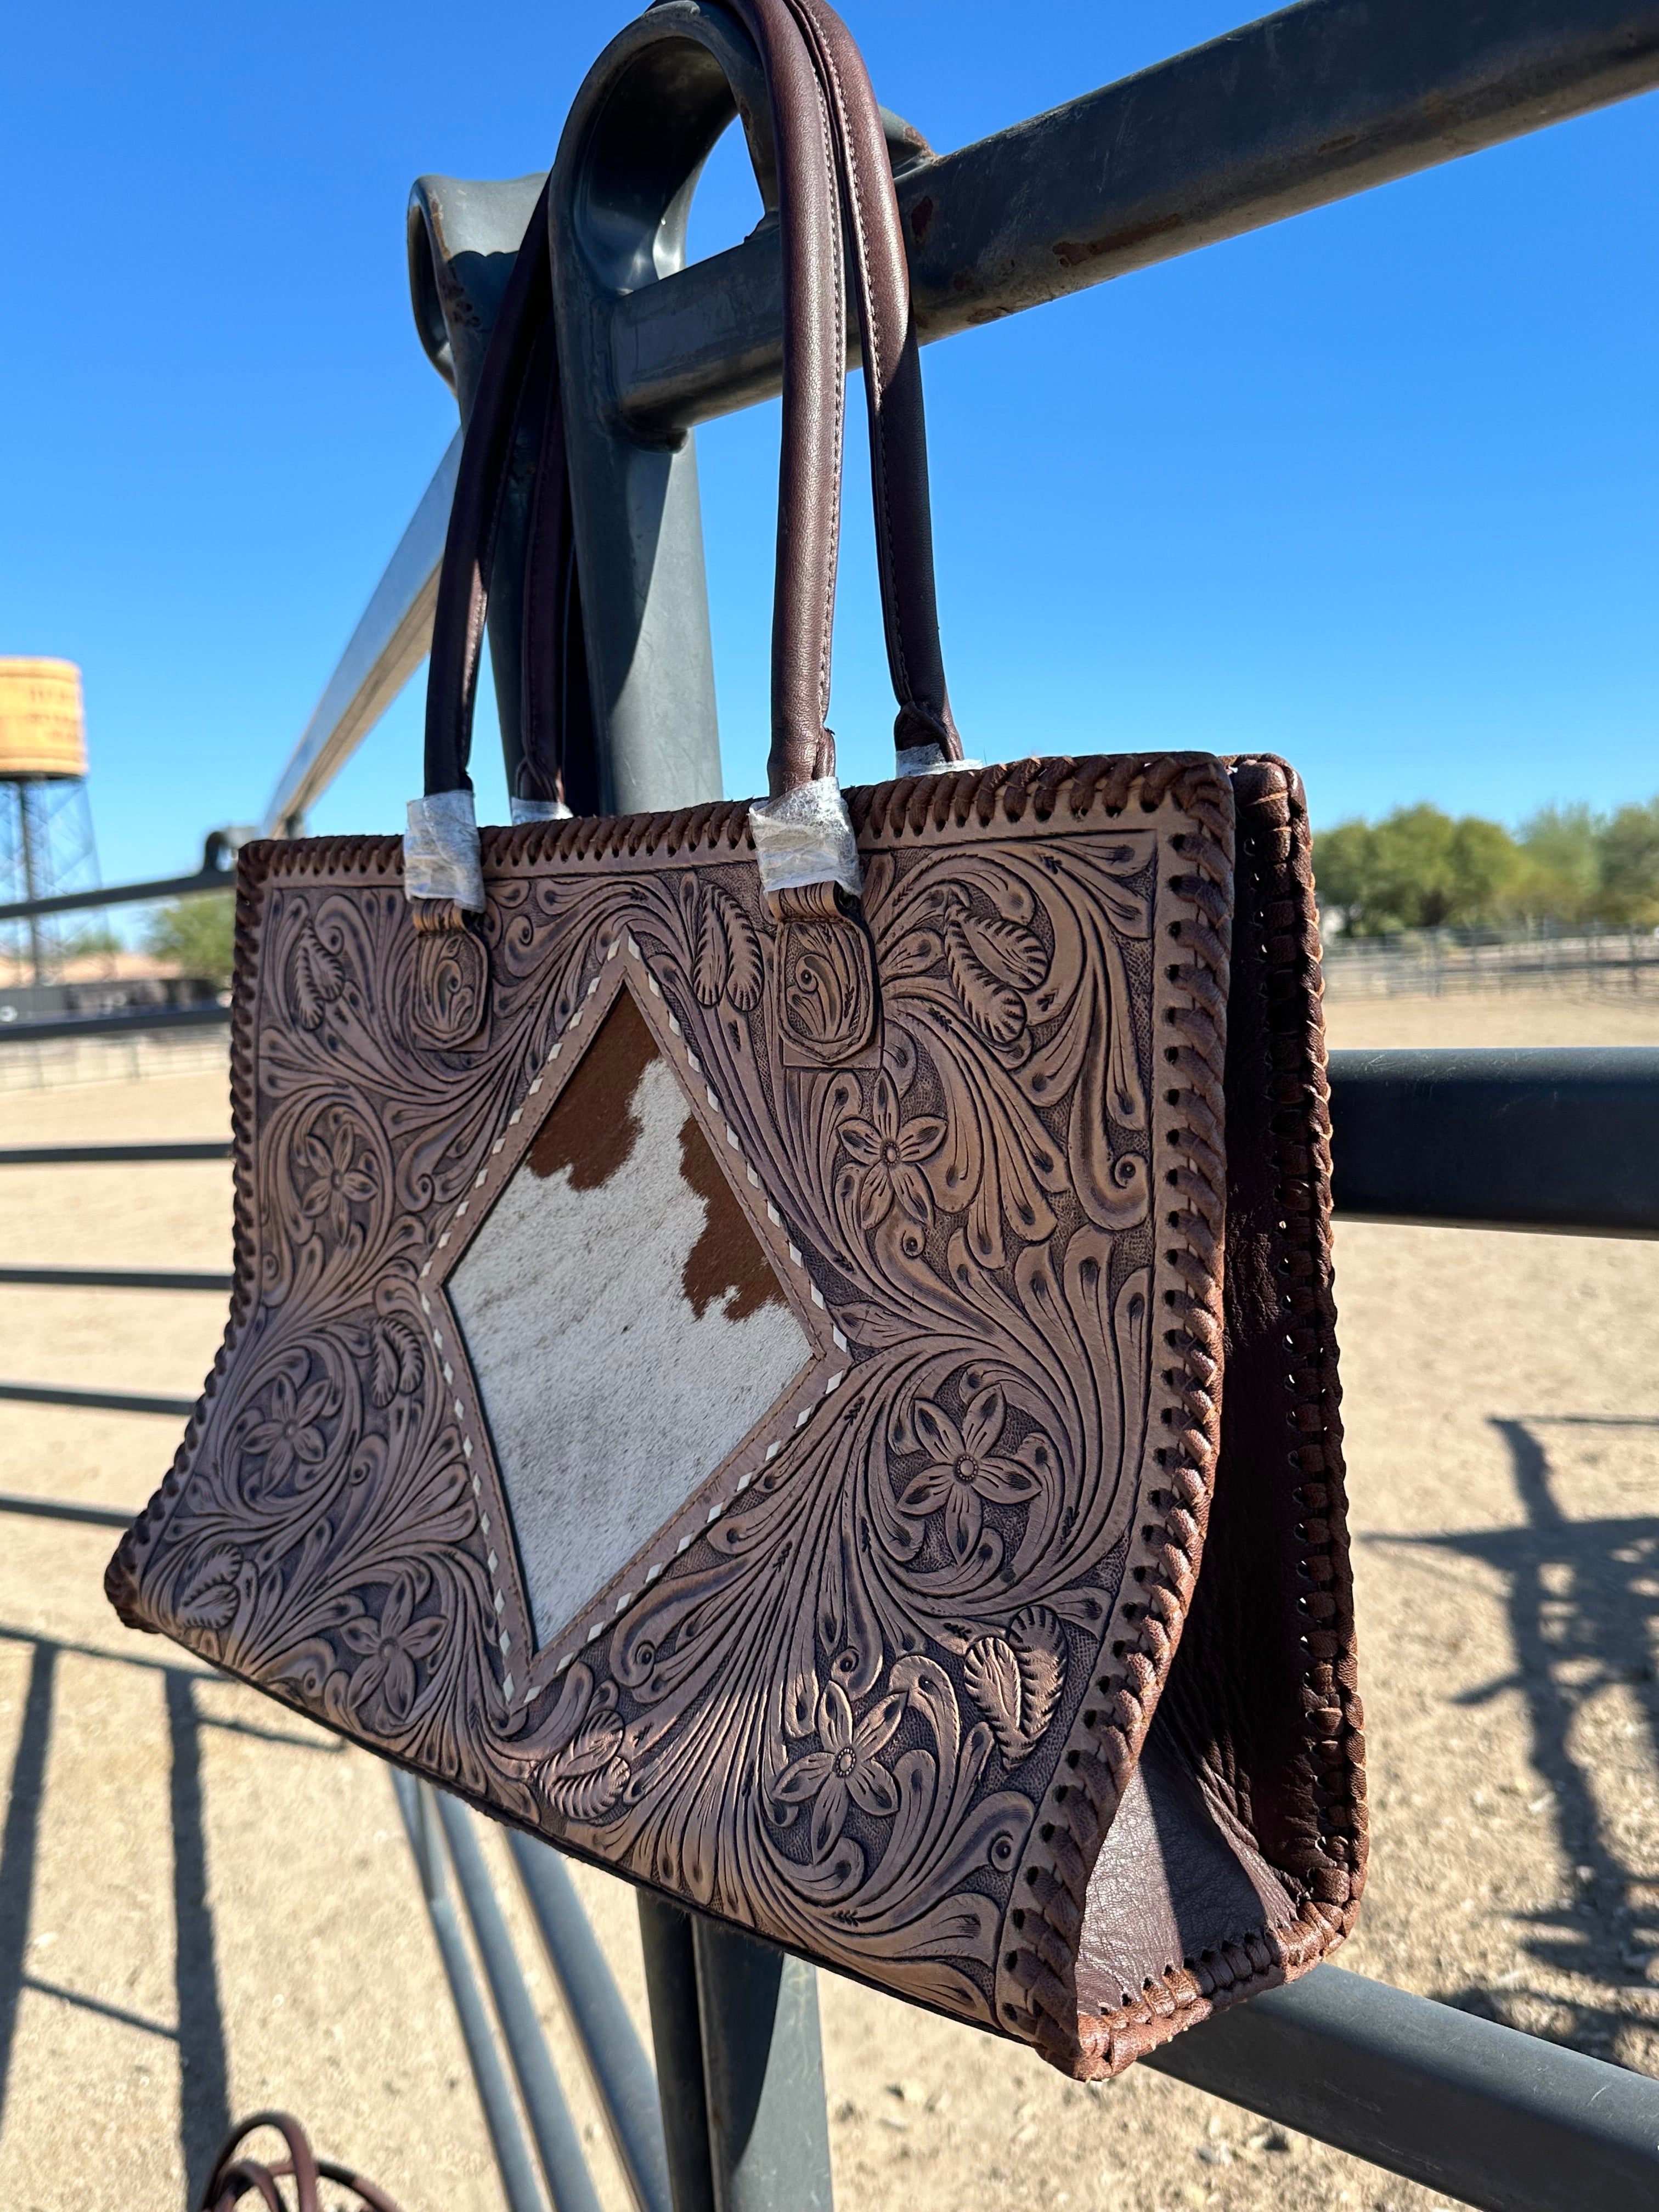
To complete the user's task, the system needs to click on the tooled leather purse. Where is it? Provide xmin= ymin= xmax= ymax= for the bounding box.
xmin=108 ymin=0 xmax=1365 ymax=2079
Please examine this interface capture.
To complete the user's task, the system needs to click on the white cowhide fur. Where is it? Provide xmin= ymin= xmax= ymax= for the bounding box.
xmin=450 ymin=1036 xmax=810 ymax=1648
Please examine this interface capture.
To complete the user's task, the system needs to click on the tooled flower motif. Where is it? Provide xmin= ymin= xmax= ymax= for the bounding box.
xmin=896 ymin=1387 xmax=1042 ymax=1563
xmin=839 ymin=1070 xmax=945 ymax=1232
xmin=339 ymin=1573 xmax=445 ymax=1725
xmin=775 ymin=1681 xmax=906 ymax=1862
xmin=243 ymin=1373 xmax=335 ymax=1490
xmin=300 ymin=1114 xmax=377 ymax=1242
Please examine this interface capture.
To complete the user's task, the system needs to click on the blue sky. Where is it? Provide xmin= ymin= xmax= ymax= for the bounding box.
xmin=4 ymin=2 xmax=1655 ymax=888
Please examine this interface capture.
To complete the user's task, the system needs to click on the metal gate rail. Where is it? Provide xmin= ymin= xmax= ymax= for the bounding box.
xmin=0 ymin=1133 xmax=234 ymax=1417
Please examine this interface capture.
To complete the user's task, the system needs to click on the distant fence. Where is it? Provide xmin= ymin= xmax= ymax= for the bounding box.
xmin=1322 ymin=930 xmax=1659 ymax=1000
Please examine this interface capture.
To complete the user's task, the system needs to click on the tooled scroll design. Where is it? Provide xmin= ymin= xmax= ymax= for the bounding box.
xmin=111 ymin=759 xmax=1235 ymax=2030
xmin=410 ymin=908 xmax=488 ymax=1049
xmin=769 ymin=880 xmax=878 ymax=1066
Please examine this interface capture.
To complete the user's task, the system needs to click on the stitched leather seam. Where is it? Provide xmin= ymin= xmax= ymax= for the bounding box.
xmin=798 ymin=0 xmax=911 ymax=707
xmin=811 ymin=63 xmax=844 ymax=738
xmin=223 ymin=755 xmax=1244 ymax=883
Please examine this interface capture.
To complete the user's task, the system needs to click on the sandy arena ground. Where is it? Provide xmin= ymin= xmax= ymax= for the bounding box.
xmin=0 ymin=986 xmax=1655 ymax=2210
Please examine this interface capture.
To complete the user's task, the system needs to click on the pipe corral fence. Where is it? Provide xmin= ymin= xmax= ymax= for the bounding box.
xmin=3 ymin=3 xmax=1658 ymax=2206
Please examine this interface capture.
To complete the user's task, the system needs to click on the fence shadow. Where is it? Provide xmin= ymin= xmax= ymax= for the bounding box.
xmin=1373 ymin=1415 xmax=1659 ymax=2067
xmin=0 ymin=1612 xmax=341 ymax=2189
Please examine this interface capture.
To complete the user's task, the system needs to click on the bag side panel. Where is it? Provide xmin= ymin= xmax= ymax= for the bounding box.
xmin=1070 ymin=757 xmax=1364 ymax=2074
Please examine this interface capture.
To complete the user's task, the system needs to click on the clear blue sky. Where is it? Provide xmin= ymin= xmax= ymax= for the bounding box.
xmin=5 ymin=1 xmax=1655 ymax=888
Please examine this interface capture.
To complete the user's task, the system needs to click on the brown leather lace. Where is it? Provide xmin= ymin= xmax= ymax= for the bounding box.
xmin=196 ymin=2112 xmax=403 ymax=2212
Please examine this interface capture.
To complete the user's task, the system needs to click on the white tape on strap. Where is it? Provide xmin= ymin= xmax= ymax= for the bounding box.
xmin=510 ymin=796 xmax=573 ymax=825
xmin=748 ymin=776 xmax=864 ymax=900
xmin=404 ymin=789 xmax=484 ymax=911
xmin=895 ymin=743 xmax=984 ymax=777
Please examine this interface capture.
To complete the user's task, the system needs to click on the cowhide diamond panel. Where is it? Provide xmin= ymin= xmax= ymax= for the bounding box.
xmin=449 ymin=990 xmax=812 ymax=1649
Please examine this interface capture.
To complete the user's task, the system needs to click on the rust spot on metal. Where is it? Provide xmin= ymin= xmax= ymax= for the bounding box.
xmin=1052 ymin=212 xmax=1184 ymax=269
xmin=911 ymin=194 xmax=935 ymax=244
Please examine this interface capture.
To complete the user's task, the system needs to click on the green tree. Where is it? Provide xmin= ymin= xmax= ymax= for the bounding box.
xmin=1368 ymin=804 xmax=1460 ymax=928
xmin=1315 ymin=805 xmax=1521 ymax=933
xmin=1448 ymin=815 xmax=1523 ymax=924
xmin=1311 ymin=819 xmax=1375 ymax=933
xmin=145 ymin=893 xmax=235 ymax=987
xmin=1515 ymin=805 xmax=1601 ymax=926
xmin=1600 ymin=798 xmax=1659 ymax=927
xmin=63 ymin=921 xmax=122 ymax=957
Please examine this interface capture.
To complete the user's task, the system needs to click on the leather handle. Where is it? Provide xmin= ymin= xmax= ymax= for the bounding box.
xmin=421 ymin=0 xmax=960 ymax=814
xmin=782 ymin=0 xmax=961 ymax=766
xmin=716 ymin=0 xmax=845 ymax=797
xmin=421 ymin=176 xmax=567 ymax=803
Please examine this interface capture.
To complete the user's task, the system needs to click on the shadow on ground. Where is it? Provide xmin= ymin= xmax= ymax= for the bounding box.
xmin=0 ymin=1564 xmax=343 ymax=2192
xmin=1373 ymin=1413 xmax=1659 ymax=2069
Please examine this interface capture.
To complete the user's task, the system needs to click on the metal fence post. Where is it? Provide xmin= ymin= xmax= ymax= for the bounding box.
xmin=691 ymin=1920 xmax=833 ymax=2212
xmin=409 ymin=15 xmax=837 ymax=2209
xmin=636 ymin=1897 xmax=718 ymax=2212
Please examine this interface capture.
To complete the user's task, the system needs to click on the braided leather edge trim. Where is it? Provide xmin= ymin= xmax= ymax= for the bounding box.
xmin=229 ymin=753 xmax=1240 ymax=882
xmin=1009 ymin=757 xmax=1364 ymax=2079
xmin=105 ymin=849 xmax=267 ymax=1623
xmin=1227 ymin=757 xmax=1365 ymax=1903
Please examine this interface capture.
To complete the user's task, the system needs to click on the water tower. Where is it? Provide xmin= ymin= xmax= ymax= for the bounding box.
xmin=0 ymin=658 xmax=102 ymax=989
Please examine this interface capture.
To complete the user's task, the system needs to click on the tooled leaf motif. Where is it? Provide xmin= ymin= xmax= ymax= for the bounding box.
xmin=370 ymin=1317 xmax=424 ymax=1409
xmin=687 ymin=878 xmax=765 ymax=1012
xmin=712 ymin=886 xmax=763 ymax=1011
xmin=944 ymin=911 xmax=1026 ymax=1047
xmin=962 ymin=1605 xmax=1065 ymax=1765
xmin=177 ymin=1545 xmax=244 ymax=1631
xmin=287 ymin=924 xmax=345 ymax=1032
xmin=544 ymin=1712 xmax=631 ymax=1822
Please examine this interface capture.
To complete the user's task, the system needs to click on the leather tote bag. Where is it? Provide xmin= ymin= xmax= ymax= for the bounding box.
xmin=109 ymin=0 xmax=1365 ymax=2079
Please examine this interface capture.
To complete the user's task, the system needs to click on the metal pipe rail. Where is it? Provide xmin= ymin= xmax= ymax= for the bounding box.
xmin=1327 ymin=1048 xmax=1659 ymax=1237
xmin=0 ymin=1003 xmax=230 ymax=1046
xmin=396 ymin=1776 xmax=673 ymax=2212
xmin=0 ymin=1380 xmax=199 ymax=1418
xmin=0 ymin=1266 xmax=232 ymax=1292
xmin=506 ymin=1833 xmax=675 ymax=2212
xmin=393 ymin=1776 xmax=549 ymax=2212
xmin=0 ymin=868 xmax=230 ymax=926
xmin=609 ymin=0 xmax=1659 ymax=434
xmin=0 ymin=832 xmax=243 ymax=924
xmin=0 ymin=1141 xmax=232 ymax=1165
xmin=0 ymin=1139 xmax=233 ymax=1424
xmin=1149 ymin=1963 xmax=1659 ymax=2212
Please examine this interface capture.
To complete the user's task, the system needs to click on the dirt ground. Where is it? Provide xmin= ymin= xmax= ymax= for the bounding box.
xmin=0 ymin=986 xmax=1655 ymax=2210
